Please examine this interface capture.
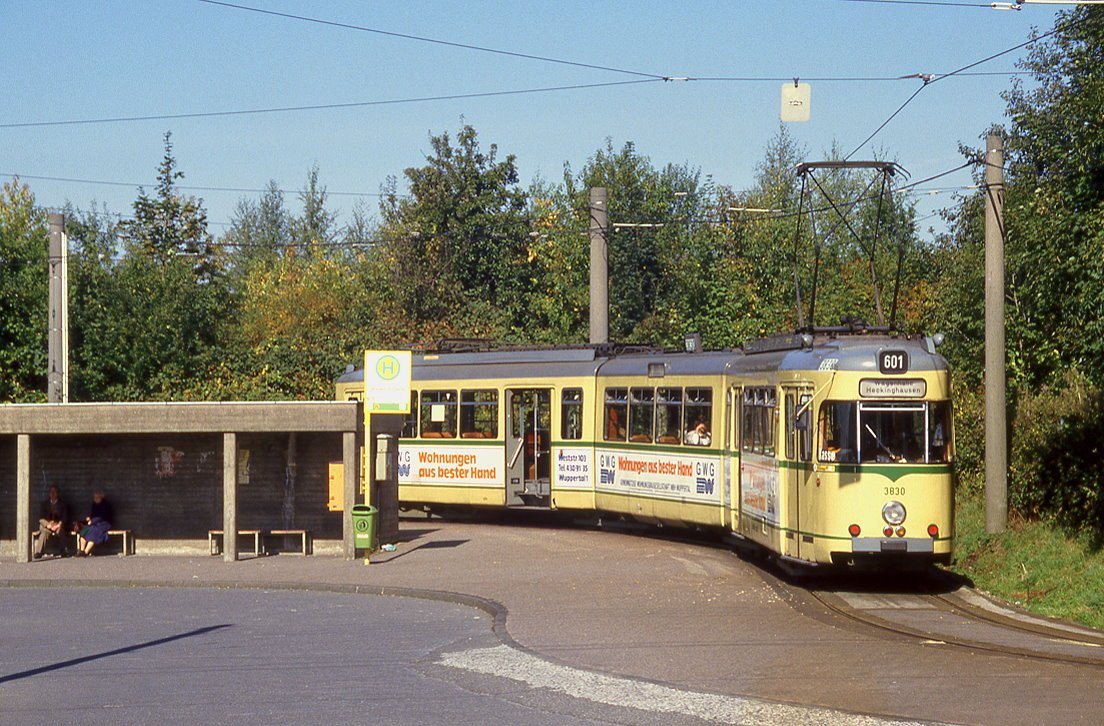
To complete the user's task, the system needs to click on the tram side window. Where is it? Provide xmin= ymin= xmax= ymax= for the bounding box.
xmin=420 ymin=390 xmax=458 ymax=439
xmin=460 ymin=390 xmax=498 ymax=439
xmin=629 ymin=388 xmax=655 ymax=443
xmin=401 ymin=391 xmax=418 ymax=438
xmin=785 ymin=394 xmax=795 ymax=460
xmin=656 ymin=388 xmax=682 ymax=444
xmin=561 ymin=388 xmax=584 ymax=440
xmin=684 ymin=387 xmax=713 ymax=446
xmin=928 ymin=401 xmax=952 ymax=463
xmin=818 ymin=401 xmax=857 ymax=463
xmin=797 ymin=394 xmax=813 ymax=462
xmin=741 ymin=387 xmax=776 ymax=455
xmin=785 ymin=393 xmax=813 ymax=461
xmin=604 ymin=388 xmax=628 ymax=442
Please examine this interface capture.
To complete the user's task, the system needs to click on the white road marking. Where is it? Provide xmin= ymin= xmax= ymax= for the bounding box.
xmin=438 ymin=644 xmax=944 ymax=725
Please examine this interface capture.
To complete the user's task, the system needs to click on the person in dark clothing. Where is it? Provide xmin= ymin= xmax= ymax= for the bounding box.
xmin=34 ymin=485 xmax=70 ymax=558
xmin=76 ymin=489 xmax=113 ymax=556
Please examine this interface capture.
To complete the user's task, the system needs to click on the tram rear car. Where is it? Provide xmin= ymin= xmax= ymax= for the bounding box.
xmin=336 ymin=335 xmax=953 ymax=569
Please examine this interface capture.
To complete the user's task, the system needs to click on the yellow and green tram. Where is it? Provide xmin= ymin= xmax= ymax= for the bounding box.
xmin=336 ymin=333 xmax=954 ymax=569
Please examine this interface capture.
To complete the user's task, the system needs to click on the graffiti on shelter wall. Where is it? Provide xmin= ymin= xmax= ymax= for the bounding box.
xmin=156 ymin=446 xmax=185 ymax=478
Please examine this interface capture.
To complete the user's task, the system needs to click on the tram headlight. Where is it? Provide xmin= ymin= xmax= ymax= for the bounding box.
xmin=882 ymin=501 xmax=907 ymax=526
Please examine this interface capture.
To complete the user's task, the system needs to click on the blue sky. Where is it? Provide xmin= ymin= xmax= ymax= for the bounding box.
xmin=2 ymin=1 xmax=1063 ymax=238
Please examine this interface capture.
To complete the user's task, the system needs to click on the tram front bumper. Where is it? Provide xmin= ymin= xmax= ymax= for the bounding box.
xmin=850 ymin=537 xmax=934 ymax=554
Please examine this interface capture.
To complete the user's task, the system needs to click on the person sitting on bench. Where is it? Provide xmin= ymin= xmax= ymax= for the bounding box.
xmin=76 ymin=489 xmax=114 ymax=557
xmin=34 ymin=485 xmax=70 ymax=559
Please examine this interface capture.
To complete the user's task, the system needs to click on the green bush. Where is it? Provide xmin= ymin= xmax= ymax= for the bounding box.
xmin=951 ymin=374 xmax=986 ymax=494
xmin=1009 ymin=370 xmax=1104 ymax=534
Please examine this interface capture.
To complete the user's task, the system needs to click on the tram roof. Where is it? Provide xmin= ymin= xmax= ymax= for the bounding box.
xmin=774 ymin=334 xmax=948 ymax=373
xmin=335 ymin=333 xmax=948 ymax=385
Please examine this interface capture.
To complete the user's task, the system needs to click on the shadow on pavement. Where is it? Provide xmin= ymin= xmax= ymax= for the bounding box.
xmin=373 ymin=539 xmax=469 ymax=564
xmin=0 ymin=624 xmax=232 ymax=684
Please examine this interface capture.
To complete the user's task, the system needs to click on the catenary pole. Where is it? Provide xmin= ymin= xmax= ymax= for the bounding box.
xmin=589 ymin=187 xmax=609 ymax=345
xmin=984 ymin=133 xmax=1007 ymax=534
xmin=47 ymin=213 xmax=66 ymax=402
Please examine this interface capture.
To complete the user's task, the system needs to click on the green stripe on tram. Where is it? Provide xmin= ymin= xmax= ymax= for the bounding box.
xmin=739 ymin=513 xmax=953 ymax=543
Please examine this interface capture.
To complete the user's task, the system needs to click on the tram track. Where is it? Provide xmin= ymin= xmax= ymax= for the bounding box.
xmin=806 ymin=583 xmax=1104 ymax=669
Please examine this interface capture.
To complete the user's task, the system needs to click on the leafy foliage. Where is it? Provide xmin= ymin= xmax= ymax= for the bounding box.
xmin=998 ymin=8 xmax=1104 ymax=388
xmin=375 ymin=124 xmax=530 ymax=337
xmin=0 ymin=180 xmax=48 ymax=401
xmin=1009 ymin=370 xmax=1104 ymax=534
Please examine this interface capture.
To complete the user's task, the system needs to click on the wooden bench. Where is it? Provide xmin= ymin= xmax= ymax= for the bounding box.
xmin=266 ymin=529 xmax=312 ymax=555
xmin=208 ymin=529 xmax=265 ymax=557
xmin=106 ymin=529 xmax=134 ymax=555
xmin=32 ymin=529 xmax=134 ymax=556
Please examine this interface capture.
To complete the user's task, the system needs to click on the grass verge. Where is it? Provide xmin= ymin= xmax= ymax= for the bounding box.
xmin=950 ymin=489 xmax=1104 ymax=629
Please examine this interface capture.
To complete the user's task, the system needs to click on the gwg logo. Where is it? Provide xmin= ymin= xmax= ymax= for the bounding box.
xmin=376 ymin=355 xmax=401 ymax=380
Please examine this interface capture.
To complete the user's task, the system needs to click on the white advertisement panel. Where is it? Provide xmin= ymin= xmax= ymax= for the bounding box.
xmin=740 ymin=456 xmax=779 ymax=525
xmin=397 ymin=444 xmax=503 ymax=488
xmin=554 ymin=447 xmax=593 ymax=490
xmin=595 ymin=448 xmax=720 ymax=503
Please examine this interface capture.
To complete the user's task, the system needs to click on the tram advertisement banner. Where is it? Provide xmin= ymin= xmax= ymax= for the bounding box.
xmin=595 ymin=448 xmax=720 ymax=503
xmin=740 ymin=456 xmax=779 ymax=525
xmin=397 ymin=445 xmax=503 ymax=488
xmin=554 ymin=447 xmax=593 ymax=490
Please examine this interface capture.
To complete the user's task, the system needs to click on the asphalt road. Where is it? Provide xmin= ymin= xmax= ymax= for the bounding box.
xmin=0 ymin=587 xmax=609 ymax=726
xmin=0 ymin=587 xmax=928 ymax=726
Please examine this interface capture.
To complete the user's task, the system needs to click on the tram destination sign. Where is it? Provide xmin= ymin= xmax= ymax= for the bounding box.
xmin=859 ymin=378 xmax=926 ymax=399
xmin=363 ymin=350 xmax=412 ymax=413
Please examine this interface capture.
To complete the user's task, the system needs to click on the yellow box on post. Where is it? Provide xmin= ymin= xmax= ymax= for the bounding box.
xmin=327 ymin=461 xmax=344 ymax=511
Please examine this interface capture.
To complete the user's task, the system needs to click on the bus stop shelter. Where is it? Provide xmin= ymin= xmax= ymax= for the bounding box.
xmin=1 ymin=401 xmax=363 ymax=563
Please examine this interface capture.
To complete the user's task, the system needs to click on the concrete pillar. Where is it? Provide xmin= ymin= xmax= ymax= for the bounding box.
xmin=47 ymin=213 xmax=66 ymax=403
xmin=589 ymin=187 xmax=609 ymax=345
xmin=223 ymin=432 xmax=238 ymax=562
xmin=16 ymin=434 xmax=31 ymax=563
xmin=342 ymin=431 xmax=356 ymax=560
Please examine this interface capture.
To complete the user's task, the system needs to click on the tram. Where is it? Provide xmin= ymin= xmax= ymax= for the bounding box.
xmin=336 ymin=329 xmax=953 ymax=569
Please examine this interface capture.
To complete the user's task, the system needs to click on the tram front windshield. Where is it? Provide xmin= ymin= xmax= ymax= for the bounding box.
xmin=818 ymin=401 xmax=950 ymax=464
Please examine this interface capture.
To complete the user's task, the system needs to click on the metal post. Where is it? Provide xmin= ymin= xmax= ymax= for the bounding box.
xmin=47 ymin=213 xmax=66 ymax=403
xmin=589 ymin=187 xmax=609 ymax=345
xmin=223 ymin=432 xmax=239 ymax=561
xmin=984 ymin=133 xmax=1007 ymax=534
xmin=342 ymin=430 xmax=357 ymax=560
xmin=16 ymin=434 xmax=31 ymax=563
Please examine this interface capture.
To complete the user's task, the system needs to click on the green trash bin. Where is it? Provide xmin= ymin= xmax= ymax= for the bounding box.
xmin=351 ymin=504 xmax=378 ymax=552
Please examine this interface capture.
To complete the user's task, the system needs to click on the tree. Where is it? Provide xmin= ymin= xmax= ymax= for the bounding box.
xmin=565 ymin=140 xmax=714 ymax=344
xmin=63 ymin=203 xmax=121 ymax=401
xmin=376 ymin=124 xmax=530 ymax=338
xmin=224 ymin=180 xmax=291 ymax=275
xmin=87 ymin=134 xmax=229 ymax=400
xmin=121 ymin=132 xmax=218 ymax=280
xmin=999 ymin=7 xmax=1104 ymax=388
xmin=0 ymin=179 xmax=48 ymax=401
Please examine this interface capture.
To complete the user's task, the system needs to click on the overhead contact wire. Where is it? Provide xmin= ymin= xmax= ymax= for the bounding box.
xmin=0 ymin=80 xmax=659 ymax=129
xmin=843 ymin=15 xmax=1082 ymax=160
xmin=195 ymin=0 xmax=666 ymax=80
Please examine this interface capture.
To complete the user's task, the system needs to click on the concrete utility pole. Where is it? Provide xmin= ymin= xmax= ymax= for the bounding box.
xmin=589 ymin=187 xmax=609 ymax=345
xmin=984 ymin=133 xmax=1007 ymax=534
xmin=47 ymin=213 xmax=67 ymax=403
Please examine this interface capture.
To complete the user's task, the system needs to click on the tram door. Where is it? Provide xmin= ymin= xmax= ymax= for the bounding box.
xmin=725 ymin=386 xmax=741 ymax=531
xmin=505 ymin=389 xmax=552 ymax=507
xmin=783 ymin=385 xmax=815 ymax=559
